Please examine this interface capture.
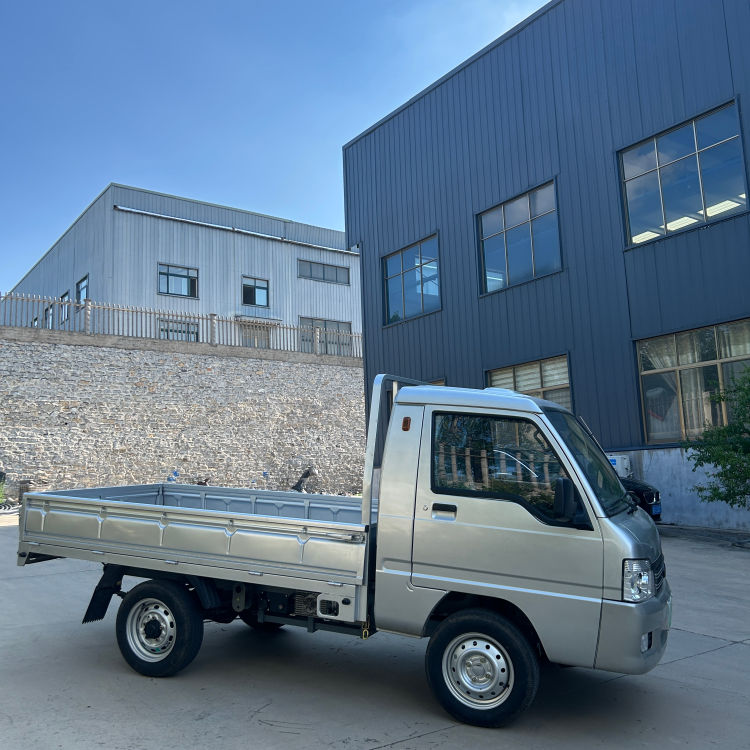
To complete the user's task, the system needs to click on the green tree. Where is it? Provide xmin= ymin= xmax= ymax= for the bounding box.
xmin=686 ymin=367 xmax=750 ymax=510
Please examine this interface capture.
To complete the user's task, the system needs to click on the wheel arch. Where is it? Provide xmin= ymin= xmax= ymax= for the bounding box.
xmin=423 ymin=592 xmax=547 ymax=660
xmin=110 ymin=566 xmax=223 ymax=611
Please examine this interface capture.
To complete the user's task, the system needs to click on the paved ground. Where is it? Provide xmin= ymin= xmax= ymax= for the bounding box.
xmin=1 ymin=514 xmax=748 ymax=750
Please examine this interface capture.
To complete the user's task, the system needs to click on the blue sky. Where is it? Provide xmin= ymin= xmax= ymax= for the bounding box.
xmin=0 ymin=0 xmax=545 ymax=292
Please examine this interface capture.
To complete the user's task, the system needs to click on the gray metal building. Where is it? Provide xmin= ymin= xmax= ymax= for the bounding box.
xmin=343 ymin=0 xmax=750 ymax=528
xmin=12 ymin=184 xmax=360 ymax=338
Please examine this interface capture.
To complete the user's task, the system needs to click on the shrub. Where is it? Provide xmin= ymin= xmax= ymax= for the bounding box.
xmin=686 ymin=367 xmax=750 ymax=510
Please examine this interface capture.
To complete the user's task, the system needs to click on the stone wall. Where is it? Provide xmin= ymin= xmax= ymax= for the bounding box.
xmin=0 ymin=328 xmax=365 ymax=498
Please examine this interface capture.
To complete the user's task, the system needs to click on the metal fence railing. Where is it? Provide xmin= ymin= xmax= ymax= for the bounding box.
xmin=0 ymin=293 xmax=363 ymax=359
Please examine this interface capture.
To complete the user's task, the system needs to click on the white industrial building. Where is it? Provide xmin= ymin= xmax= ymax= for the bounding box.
xmin=11 ymin=184 xmax=360 ymax=350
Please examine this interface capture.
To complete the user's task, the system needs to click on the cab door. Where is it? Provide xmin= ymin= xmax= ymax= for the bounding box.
xmin=410 ymin=407 xmax=604 ymax=667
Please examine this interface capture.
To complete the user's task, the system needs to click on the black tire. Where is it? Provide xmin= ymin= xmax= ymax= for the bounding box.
xmin=238 ymin=609 xmax=285 ymax=632
xmin=425 ymin=609 xmax=539 ymax=727
xmin=115 ymin=580 xmax=204 ymax=677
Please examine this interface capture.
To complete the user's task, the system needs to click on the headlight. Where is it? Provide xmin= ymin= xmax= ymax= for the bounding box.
xmin=623 ymin=559 xmax=654 ymax=602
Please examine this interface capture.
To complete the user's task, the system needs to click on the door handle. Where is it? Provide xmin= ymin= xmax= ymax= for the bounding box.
xmin=431 ymin=502 xmax=457 ymax=520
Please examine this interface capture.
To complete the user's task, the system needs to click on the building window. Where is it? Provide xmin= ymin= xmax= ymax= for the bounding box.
xmin=242 ymin=276 xmax=269 ymax=307
xmin=432 ymin=412 xmax=585 ymax=528
xmin=158 ymin=264 xmax=198 ymax=298
xmin=298 ymin=259 xmax=349 ymax=285
xmin=159 ymin=319 xmax=199 ymax=342
xmin=638 ymin=319 xmax=750 ymax=442
xmin=299 ymin=317 xmax=352 ymax=355
xmin=621 ymin=102 xmax=747 ymax=245
xmin=488 ymin=355 xmax=571 ymax=410
xmin=59 ymin=291 xmax=70 ymax=324
xmin=383 ymin=235 xmax=440 ymax=323
xmin=479 ymin=182 xmax=561 ymax=292
xmin=75 ymin=275 xmax=89 ymax=306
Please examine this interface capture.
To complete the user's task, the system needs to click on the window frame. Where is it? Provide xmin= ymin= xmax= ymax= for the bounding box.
xmin=637 ymin=319 xmax=750 ymax=444
xmin=478 ymin=180 xmax=562 ymax=295
xmin=297 ymin=259 xmax=350 ymax=285
xmin=382 ymin=234 xmax=442 ymax=325
xmin=157 ymin=263 xmax=199 ymax=299
xmin=620 ymin=101 xmax=748 ymax=248
xmin=241 ymin=275 xmax=269 ymax=307
xmin=429 ymin=410 xmax=588 ymax=529
xmin=75 ymin=275 xmax=89 ymax=311
xmin=486 ymin=354 xmax=572 ymax=412
xmin=59 ymin=291 xmax=70 ymax=324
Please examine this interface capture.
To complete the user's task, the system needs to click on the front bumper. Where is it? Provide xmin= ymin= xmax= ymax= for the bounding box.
xmin=594 ymin=580 xmax=671 ymax=674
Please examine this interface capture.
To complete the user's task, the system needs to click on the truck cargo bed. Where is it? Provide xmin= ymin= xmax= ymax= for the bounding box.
xmin=18 ymin=484 xmax=369 ymax=592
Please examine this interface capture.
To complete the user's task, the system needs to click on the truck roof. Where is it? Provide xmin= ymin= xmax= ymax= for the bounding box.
xmin=395 ymin=384 xmax=553 ymax=413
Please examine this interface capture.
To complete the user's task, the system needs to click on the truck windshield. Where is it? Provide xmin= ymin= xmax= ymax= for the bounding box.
xmin=544 ymin=409 xmax=628 ymax=516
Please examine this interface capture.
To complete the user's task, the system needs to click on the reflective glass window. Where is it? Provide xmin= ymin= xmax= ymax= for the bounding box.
xmin=487 ymin=355 xmax=571 ymax=410
xmin=504 ymin=195 xmax=529 ymax=228
xmin=242 ymin=276 xmax=269 ymax=307
xmin=621 ymin=103 xmax=747 ymax=245
xmin=531 ymin=212 xmax=560 ymax=277
xmin=482 ymin=234 xmax=506 ymax=292
xmin=676 ymin=327 xmax=716 ymax=365
xmin=506 ymin=225 xmax=534 ymax=285
xmin=680 ymin=365 xmax=721 ymax=438
xmin=403 ymin=267 xmax=423 ymax=318
xmin=638 ymin=319 xmax=750 ymax=442
xmin=699 ymin=138 xmax=747 ymax=218
xmin=661 ymin=156 xmax=704 ymax=230
xmin=718 ymin=320 xmax=750 ymax=359
xmin=158 ymin=264 xmax=198 ymax=298
xmin=622 ymin=140 xmax=657 ymax=180
xmin=298 ymin=259 xmax=350 ymax=285
xmin=479 ymin=182 xmax=560 ymax=292
xmin=657 ymin=124 xmax=695 ymax=165
xmin=382 ymin=236 xmax=441 ymax=323
xmin=696 ymin=105 xmax=739 ymax=150
xmin=625 ymin=171 xmax=665 ymax=243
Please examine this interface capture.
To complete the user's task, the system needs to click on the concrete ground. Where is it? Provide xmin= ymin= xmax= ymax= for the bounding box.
xmin=1 ymin=514 xmax=748 ymax=750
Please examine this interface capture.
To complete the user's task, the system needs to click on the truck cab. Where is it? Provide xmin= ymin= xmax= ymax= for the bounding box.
xmin=369 ymin=380 xmax=670 ymax=724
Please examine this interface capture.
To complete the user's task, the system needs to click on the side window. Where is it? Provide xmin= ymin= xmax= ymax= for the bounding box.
xmin=431 ymin=412 xmax=587 ymax=527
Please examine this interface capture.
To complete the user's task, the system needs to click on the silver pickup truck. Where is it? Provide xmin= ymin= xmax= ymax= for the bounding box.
xmin=17 ymin=374 xmax=671 ymax=727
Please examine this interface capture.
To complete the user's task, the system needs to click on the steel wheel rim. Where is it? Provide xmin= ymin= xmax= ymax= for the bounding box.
xmin=442 ymin=632 xmax=514 ymax=709
xmin=125 ymin=597 xmax=177 ymax=662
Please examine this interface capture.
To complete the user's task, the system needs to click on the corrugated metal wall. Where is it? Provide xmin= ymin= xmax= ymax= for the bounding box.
xmin=13 ymin=185 xmax=361 ymax=332
xmin=344 ymin=0 xmax=750 ymax=450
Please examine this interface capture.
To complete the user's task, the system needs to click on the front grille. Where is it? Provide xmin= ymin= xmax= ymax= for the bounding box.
xmin=653 ymin=553 xmax=666 ymax=592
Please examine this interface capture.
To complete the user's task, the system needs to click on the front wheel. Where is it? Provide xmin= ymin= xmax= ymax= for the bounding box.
xmin=425 ymin=609 xmax=539 ymax=727
xmin=116 ymin=580 xmax=204 ymax=677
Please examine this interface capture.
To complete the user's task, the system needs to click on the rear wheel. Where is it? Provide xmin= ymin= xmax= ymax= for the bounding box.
xmin=425 ymin=609 xmax=539 ymax=727
xmin=238 ymin=609 xmax=285 ymax=632
xmin=116 ymin=580 xmax=204 ymax=677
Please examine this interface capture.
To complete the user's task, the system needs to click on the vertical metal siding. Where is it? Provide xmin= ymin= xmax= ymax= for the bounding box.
xmin=344 ymin=0 xmax=750 ymax=450
xmin=12 ymin=186 xmax=360 ymax=333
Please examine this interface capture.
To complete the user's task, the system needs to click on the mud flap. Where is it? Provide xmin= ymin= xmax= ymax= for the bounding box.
xmin=83 ymin=565 xmax=127 ymax=623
